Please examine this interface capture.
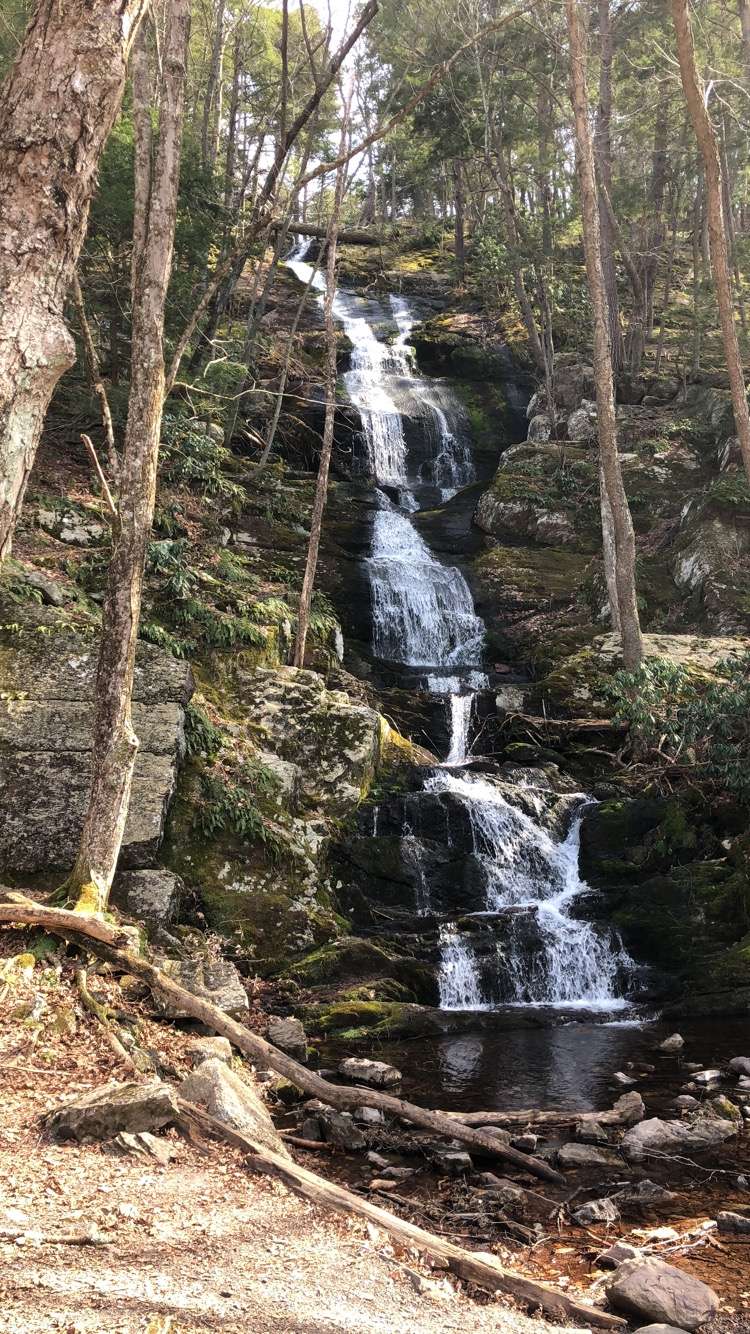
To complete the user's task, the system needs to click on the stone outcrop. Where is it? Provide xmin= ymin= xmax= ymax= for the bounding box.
xmin=0 ymin=614 xmax=193 ymax=874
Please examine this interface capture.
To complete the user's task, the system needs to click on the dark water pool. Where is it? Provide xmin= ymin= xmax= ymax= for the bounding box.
xmin=321 ymin=1011 xmax=750 ymax=1114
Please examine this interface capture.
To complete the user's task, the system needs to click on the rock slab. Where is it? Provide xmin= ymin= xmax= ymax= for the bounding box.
xmin=45 ymin=1080 xmax=177 ymax=1140
xmin=180 ymin=1058 xmax=288 ymax=1158
xmin=157 ymin=957 xmax=249 ymax=1019
xmin=0 ymin=620 xmax=193 ymax=873
xmin=605 ymin=1257 xmax=719 ymax=1331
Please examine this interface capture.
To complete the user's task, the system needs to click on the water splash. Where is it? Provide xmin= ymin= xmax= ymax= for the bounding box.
xmin=426 ymin=771 xmax=633 ymax=1009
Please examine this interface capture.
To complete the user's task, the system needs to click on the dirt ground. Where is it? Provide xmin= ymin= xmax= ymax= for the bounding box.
xmin=0 ymin=939 xmax=565 ymax=1334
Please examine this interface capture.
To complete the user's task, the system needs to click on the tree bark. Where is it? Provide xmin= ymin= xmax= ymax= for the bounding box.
xmin=453 ymin=158 xmax=466 ymax=282
xmin=593 ymin=0 xmax=624 ymax=374
xmin=672 ymin=0 xmax=750 ymax=487
xmin=65 ymin=0 xmax=191 ymax=912
xmin=293 ymin=108 xmax=351 ymax=667
xmin=0 ymin=0 xmax=151 ymax=562
xmin=567 ymin=0 xmax=643 ymax=669
xmin=201 ymin=0 xmax=225 ymax=174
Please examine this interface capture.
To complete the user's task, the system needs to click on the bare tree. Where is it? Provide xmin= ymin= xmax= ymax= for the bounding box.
xmin=566 ymin=0 xmax=643 ymax=669
xmin=594 ymin=0 xmax=624 ymax=375
xmin=0 ymin=0 xmax=151 ymax=562
xmin=671 ymin=0 xmax=750 ymax=488
xmin=65 ymin=0 xmax=191 ymax=913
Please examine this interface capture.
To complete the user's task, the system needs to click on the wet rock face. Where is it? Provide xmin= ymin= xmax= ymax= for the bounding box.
xmin=0 ymin=617 xmax=193 ymax=874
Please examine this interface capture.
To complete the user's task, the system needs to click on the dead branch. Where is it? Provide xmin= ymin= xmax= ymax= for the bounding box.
xmin=175 ymin=1097 xmax=625 ymax=1329
xmin=0 ymin=898 xmax=563 ymax=1185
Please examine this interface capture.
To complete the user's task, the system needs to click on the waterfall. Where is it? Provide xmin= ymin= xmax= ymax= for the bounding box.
xmin=425 ymin=771 xmax=633 ymax=1009
xmin=286 ymin=237 xmax=633 ymax=1014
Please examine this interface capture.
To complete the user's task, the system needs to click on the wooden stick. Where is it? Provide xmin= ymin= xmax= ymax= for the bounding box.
xmin=80 ymin=435 xmax=118 ymax=519
xmin=175 ymin=1098 xmax=625 ymax=1329
xmin=0 ymin=897 xmax=564 ymax=1185
xmin=441 ymin=1099 xmax=642 ymax=1128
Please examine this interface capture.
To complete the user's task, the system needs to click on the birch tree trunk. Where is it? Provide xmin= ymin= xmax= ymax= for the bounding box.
xmin=671 ymin=0 xmax=750 ymax=488
xmin=566 ymin=0 xmax=643 ymax=670
xmin=0 ymin=0 xmax=150 ymax=562
xmin=66 ymin=0 xmax=191 ymax=913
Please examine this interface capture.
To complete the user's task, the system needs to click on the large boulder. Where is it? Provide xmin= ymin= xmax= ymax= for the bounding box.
xmin=622 ymin=1109 xmax=738 ymax=1161
xmin=44 ymin=1080 xmax=177 ymax=1140
xmin=557 ymin=1143 xmax=623 ymax=1171
xmin=0 ymin=616 xmax=192 ymax=874
xmin=267 ymin=1015 xmax=308 ymax=1062
xmin=234 ymin=667 xmax=382 ymax=817
xmin=180 ymin=1058 xmax=289 ymax=1158
xmin=605 ymin=1257 xmax=719 ymax=1330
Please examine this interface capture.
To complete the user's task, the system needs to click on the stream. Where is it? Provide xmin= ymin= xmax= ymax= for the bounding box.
xmin=287 ymin=239 xmax=656 ymax=1099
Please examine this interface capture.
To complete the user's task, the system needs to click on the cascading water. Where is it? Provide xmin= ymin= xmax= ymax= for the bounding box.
xmin=286 ymin=237 xmax=633 ymax=1012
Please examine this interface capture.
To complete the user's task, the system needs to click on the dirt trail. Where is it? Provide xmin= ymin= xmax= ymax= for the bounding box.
xmin=0 ymin=944 xmax=560 ymax=1334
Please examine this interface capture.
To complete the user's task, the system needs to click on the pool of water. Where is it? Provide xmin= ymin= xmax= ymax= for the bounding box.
xmin=321 ymin=1012 xmax=750 ymax=1114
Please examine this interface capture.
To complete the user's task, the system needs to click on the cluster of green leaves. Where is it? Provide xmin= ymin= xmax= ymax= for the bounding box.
xmin=160 ymin=415 xmax=245 ymax=504
xmin=603 ymin=654 xmax=750 ymax=799
xmin=185 ymin=701 xmax=225 ymax=761
xmin=195 ymin=760 xmax=285 ymax=860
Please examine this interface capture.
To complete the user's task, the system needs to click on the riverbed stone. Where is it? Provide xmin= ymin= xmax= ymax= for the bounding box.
xmin=319 ymin=1110 xmax=366 ymax=1150
xmin=658 ymin=1034 xmax=685 ymax=1054
xmin=44 ymin=1080 xmax=177 ymax=1140
xmin=557 ymin=1143 xmax=623 ymax=1170
xmin=633 ymin=1327 xmax=696 ymax=1334
xmin=433 ymin=1149 xmax=472 ymax=1175
xmin=622 ymin=1109 xmax=738 ymax=1161
xmin=613 ymin=1180 xmax=676 ymax=1208
xmin=605 ymin=1257 xmax=719 ymax=1330
xmin=267 ymin=1015 xmax=308 ymax=1062
xmin=729 ymin=1056 xmax=750 ymax=1076
xmin=180 ymin=1058 xmax=288 ymax=1158
xmin=338 ymin=1056 xmax=402 ymax=1088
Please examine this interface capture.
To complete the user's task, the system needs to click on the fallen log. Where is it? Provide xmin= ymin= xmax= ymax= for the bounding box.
xmin=502 ymin=714 xmax=628 ymax=735
xmin=175 ymin=1097 xmax=625 ymax=1329
xmin=0 ymin=897 xmax=563 ymax=1185
xmin=442 ymin=1096 xmax=642 ymax=1129
xmin=279 ymin=221 xmax=383 ymax=246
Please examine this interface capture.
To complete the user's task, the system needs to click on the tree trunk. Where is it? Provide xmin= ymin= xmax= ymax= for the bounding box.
xmin=672 ymin=0 xmax=750 ymax=487
xmin=293 ymin=110 xmax=350 ymax=668
xmin=594 ymin=0 xmax=624 ymax=374
xmin=493 ymin=143 xmax=546 ymax=372
xmin=453 ymin=158 xmax=466 ymax=282
xmin=642 ymin=97 xmax=669 ymax=337
xmin=566 ymin=0 xmax=643 ymax=669
xmin=201 ymin=0 xmax=225 ymax=174
xmin=65 ymin=0 xmax=191 ymax=913
xmin=740 ymin=0 xmax=750 ymax=86
xmin=0 ymin=0 xmax=150 ymax=562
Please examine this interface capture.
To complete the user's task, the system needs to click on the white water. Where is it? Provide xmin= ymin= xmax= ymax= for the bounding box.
xmin=286 ymin=237 xmax=631 ymax=1011
xmin=426 ymin=771 xmax=633 ymax=1008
